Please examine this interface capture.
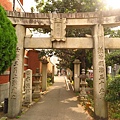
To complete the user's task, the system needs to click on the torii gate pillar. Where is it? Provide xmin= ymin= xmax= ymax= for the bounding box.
xmin=93 ymin=24 xmax=108 ymax=119
xmin=8 ymin=25 xmax=25 ymax=118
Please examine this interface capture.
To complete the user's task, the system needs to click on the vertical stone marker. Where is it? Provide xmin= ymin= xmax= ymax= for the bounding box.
xmin=8 ymin=25 xmax=25 ymax=118
xmin=93 ymin=24 xmax=108 ymax=119
xmin=73 ymin=59 xmax=81 ymax=92
xmin=24 ymin=69 xmax=32 ymax=104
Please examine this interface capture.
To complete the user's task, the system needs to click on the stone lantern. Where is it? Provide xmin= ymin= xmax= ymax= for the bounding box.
xmin=32 ymin=68 xmax=42 ymax=99
xmin=78 ymin=69 xmax=88 ymax=100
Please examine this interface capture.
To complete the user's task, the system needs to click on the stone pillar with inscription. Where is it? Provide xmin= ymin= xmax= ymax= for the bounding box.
xmin=93 ymin=24 xmax=108 ymax=119
xmin=42 ymin=60 xmax=48 ymax=92
xmin=73 ymin=59 xmax=81 ymax=92
xmin=8 ymin=25 xmax=26 ymax=118
xmin=24 ymin=69 xmax=32 ymax=104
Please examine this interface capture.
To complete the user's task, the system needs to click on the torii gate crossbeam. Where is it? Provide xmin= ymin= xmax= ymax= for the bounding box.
xmin=24 ymin=37 xmax=120 ymax=49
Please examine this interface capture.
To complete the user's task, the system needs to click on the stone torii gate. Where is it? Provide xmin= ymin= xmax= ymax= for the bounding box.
xmin=6 ymin=10 xmax=120 ymax=119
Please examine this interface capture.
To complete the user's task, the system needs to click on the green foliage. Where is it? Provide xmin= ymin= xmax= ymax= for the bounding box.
xmin=105 ymin=50 xmax=120 ymax=66
xmin=104 ymin=75 xmax=120 ymax=119
xmin=105 ymin=27 xmax=120 ymax=38
xmin=47 ymin=72 xmax=52 ymax=86
xmin=105 ymin=75 xmax=120 ymax=102
xmin=0 ymin=5 xmax=17 ymax=74
xmin=36 ymin=0 xmax=106 ymax=13
xmin=86 ymin=79 xmax=93 ymax=88
xmin=105 ymin=75 xmax=120 ymax=119
xmin=54 ymin=49 xmax=93 ymax=72
xmin=106 ymin=74 xmax=113 ymax=85
xmin=108 ymin=101 xmax=120 ymax=119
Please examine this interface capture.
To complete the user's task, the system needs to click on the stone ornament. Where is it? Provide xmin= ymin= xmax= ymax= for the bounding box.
xmin=32 ymin=68 xmax=42 ymax=99
xmin=50 ymin=18 xmax=66 ymax=42
xmin=79 ymin=69 xmax=88 ymax=98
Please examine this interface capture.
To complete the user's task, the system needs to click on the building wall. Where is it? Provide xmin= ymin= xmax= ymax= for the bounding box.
xmin=0 ymin=0 xmax=24 ymax=11
xmin=20 ymin=0 xmax=23 ymax=5
xmin=27 ymin=50 xmax=40 ymax=74
xmin=0 ymin=83 xmax=9 ymax=102
xmin=24 ymin=50 xmax=29 ymax=71
xmin=0 ymin=0 xmax=12 ymax=10
xmin=27 ymin=50 xmax=42 ymax=81
xmin=0 ymin=71 xmax=10 ymax=84
xmin=27 ymin=50 xmax=54 ymax=80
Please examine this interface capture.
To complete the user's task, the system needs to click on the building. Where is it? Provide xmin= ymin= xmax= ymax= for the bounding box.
xmin=0 ymin=0 xmax=23 ymax=11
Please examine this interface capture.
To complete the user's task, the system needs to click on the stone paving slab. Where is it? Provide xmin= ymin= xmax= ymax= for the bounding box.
xmin=8 ymin=76 xmax=94 ymax=120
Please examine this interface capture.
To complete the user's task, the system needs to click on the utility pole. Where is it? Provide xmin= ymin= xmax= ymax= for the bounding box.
xmin=13 ymin=0 xmax=15 ymax=11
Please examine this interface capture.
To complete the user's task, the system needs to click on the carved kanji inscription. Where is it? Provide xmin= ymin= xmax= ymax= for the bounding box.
xmin=50 ymin=18 xmax=66 ymax=41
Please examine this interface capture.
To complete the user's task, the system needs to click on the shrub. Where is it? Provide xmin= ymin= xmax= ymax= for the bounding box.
xmin=103 ymin=75 xmax=120 ymax=119
xmin=105 ymin=75 xmax=120 ymax=102
xmin=0 ymin=5 xmax=17 ymax=74
xmin=86 ymin=78 xmax=93 ymax=88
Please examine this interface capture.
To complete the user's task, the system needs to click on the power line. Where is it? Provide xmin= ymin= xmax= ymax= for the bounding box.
xmin=13 ymin=0 xmax=15 ymax=11
xmin=13 ymin=0 xmax=25 ymax=12
xmin=16 ymin=0 xmax=25 ymax=12
xmin=13 ymin=0 xmax=32 ymax=33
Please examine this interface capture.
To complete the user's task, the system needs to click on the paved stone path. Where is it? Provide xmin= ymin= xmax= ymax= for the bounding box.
xmin=9 ymin=76 xmax=93 ymax=120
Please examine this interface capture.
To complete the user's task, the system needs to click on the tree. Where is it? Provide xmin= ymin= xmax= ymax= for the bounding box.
xmin=106 ymin=50 xmax=120 ymax=66
xmin=105 ymin=75 xmax=120 ymax=102
xmin=105 ymin=75 xmax=120 ymax=119
xmin=0 ymin=5 xmax=17 ymax=74
xmin=35 ymin=0 xmax=106 ymax=13
xmin=34 ymin=0 xmax=117 ymax=72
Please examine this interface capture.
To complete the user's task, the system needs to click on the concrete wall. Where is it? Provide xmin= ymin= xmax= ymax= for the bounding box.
xmin=0 ymin=82 xmax=9 ymax=102
xmin=0 ymin=71 xmax=10 ymax=84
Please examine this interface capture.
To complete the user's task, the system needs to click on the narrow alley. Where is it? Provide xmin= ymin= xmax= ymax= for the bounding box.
xmin=9 ymin=76 xmax=93 ymax=120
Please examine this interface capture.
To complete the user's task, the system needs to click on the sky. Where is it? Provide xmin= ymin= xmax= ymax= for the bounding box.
xmin=23 ymin=0 xmax=37 ymax=12
xmin=106 ymin=0 xmax=120 ymax=9
xmin=23 ymin=0 xmax=49 ymax=37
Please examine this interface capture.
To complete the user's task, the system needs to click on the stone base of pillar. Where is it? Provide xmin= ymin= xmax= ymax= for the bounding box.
xmin=94 ymin=115 xmax=108 ymax=120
